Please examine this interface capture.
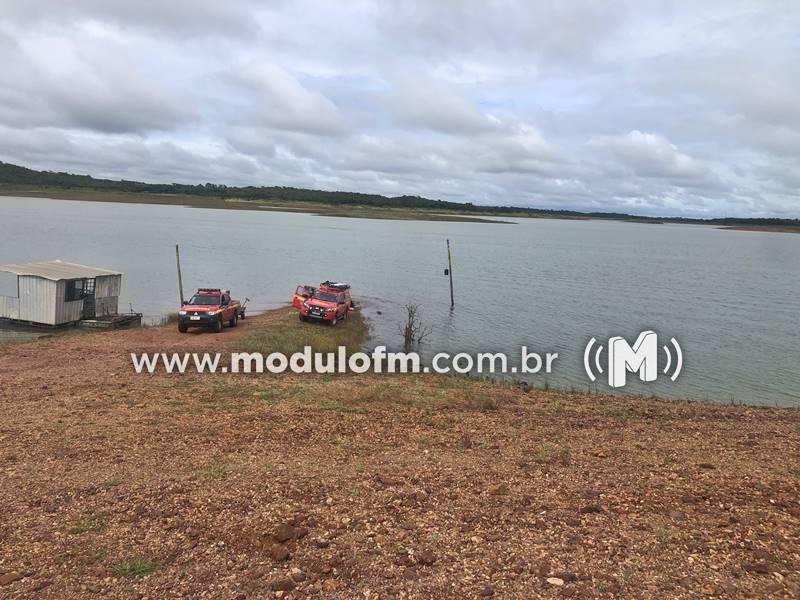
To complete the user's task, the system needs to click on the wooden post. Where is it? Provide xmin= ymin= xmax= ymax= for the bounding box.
xmin=446 ymin=239 xmax=454 ymax=308
xmin=175 ymin=244 xmax=185 ymax=304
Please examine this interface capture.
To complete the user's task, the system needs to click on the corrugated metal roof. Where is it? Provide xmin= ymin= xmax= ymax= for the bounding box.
xmin=0 ymin=260 xmax=122 ymax=281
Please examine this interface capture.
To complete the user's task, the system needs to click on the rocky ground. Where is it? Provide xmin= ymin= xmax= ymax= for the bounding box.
xmin=1 ymin=310 xmax=798 ymax=598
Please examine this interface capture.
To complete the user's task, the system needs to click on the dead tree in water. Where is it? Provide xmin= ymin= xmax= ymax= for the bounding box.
xmin=400 ymin=303 xmax=433 ymax=351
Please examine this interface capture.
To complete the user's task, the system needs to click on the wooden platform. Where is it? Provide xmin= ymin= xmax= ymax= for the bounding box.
xmin=77 ymin=313 xmax=143 ymax=329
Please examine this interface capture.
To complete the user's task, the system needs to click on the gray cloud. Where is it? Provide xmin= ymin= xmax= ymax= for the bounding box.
xmin=0 ymin=1 xmax=798 ymax=217
xmin=0 ymin=0 xmax=257 ymax=37
xmin=589 ymin=131 xmax=708 ymax=179
xmin=385 ymin=71 xmax=503 ymax=135
xmin=375 ymin=1 xmax=628 ymax=67
xmin=230 ymin=61 xmax=350 ymax=136
xmin=0 ymin=27 xmax=191 ymax=133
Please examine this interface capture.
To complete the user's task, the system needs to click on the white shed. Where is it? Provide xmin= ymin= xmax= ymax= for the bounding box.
xmin=0 ymin=261 xmax=123 ymax=326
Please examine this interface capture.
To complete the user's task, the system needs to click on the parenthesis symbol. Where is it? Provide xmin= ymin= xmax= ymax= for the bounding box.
xmin=584 ymin=338 xmax=597 ymax=382
xmin=594 ymin=344 xmax=604 ymax=374
xmin=670 ymin=338 xmax=683 ymax=381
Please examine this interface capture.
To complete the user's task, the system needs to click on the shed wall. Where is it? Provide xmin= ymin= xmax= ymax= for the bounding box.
xmin=54 ymin=280 xmax=84 ymax=325
xmin=18 ymin=276 xmax=58 ymax=325
xmin=95 ymin=275 xmax=121 ymax=298
xmin=0 ymin=295 xmax=19 ymax=319
xmin=94 ymin=296 xmax=118 ymax=316
xmin=95 ymin=275 xmax=121 ymax=317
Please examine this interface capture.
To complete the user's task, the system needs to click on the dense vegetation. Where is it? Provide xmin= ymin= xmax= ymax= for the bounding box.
xmin=1 ymin=161 xmax=798 ymax=228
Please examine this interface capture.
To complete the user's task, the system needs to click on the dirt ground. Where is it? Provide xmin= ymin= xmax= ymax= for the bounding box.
xmin=1 ymin=311 xmax=798 ymax=598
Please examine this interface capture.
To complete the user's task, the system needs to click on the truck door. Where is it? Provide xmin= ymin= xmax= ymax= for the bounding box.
xmin=293 ymin=285 xmax=314 ymax=310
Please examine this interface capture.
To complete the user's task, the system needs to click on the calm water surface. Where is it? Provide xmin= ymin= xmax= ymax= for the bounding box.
xmin=1 ymin=196 xmax=798 ymax=406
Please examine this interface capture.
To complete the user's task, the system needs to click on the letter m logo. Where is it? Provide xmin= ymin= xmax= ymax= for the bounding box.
xmin=607 ymin=331 xmax=658 ymax=388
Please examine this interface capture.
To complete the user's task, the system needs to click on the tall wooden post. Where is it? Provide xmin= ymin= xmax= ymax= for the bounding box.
xmin=175 ymin=244 xmax=185 ymax=304
xmin=446 ymin=239 xmax=454 ymax=308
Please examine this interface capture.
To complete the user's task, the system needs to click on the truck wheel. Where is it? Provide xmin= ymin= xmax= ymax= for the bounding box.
xmin=213 ymin=317 xmax=222 ymax=333
xmin=178 ymin=323 xmax=188 ymax=333
xmin=299 ymin=314 xmax=307 ymax=322
xmin=229 ymin=313 xmax=238 ymax=328
xmin=330 ymin=316 xmax=338 ymax=327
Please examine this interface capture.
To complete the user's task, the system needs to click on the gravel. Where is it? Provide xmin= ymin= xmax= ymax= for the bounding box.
xmin=1 ymin=310 xmax=798 ymax=598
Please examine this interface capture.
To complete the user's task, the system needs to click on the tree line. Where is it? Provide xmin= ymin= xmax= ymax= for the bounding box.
xmin=1 ymin=161 xmax=797 ymax=227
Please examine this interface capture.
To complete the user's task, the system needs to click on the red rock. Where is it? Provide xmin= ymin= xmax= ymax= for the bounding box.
xmin=376 ymin=473 xmax=400 ymax=486
xmin=488 ymin=484 xmax=508 ymax=495
xmin=290 ymin=570 xmax=306 ymax=583
xmin=743 ymin=562 xmax=770 ymax=574
xmin=270 ymin=544 xmax=290 ymax=561
xmin=579 ymin=505 xmax=603 ymax=514
xmin=0 ymin=573 xmax=23 ymax=586
xmin=29 ymin=580 xmax=52 ymax=592
xmin=270 ymin=576 xmax=296 ymax=591
xmin=273 ymin=524 xmax=296 ymax=542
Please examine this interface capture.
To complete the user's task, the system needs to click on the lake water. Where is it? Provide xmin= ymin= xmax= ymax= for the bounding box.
xmin=1 ymin=196 xmax=798 ymax=407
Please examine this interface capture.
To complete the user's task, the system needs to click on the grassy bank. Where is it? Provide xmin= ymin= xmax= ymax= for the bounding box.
xmin=235 ymin=306 xmax=367 ymax=355
xmin=0 ymin=186 xmax=509 ymax=223
xmin=0 ymin=308 xmax=798 ymax=598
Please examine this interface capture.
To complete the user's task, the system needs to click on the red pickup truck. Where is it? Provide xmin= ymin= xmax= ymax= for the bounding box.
xmin=295 ymin=282 xmax=353 ymax=326
xmin=178 ymin=288 xmax=242 ymax=333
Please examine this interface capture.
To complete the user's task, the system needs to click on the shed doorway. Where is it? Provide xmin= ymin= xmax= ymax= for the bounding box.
xmin=64 ymin=277 xmax=97 ymax=319
xmin=82 ymin=278 xmax=96 ymax=318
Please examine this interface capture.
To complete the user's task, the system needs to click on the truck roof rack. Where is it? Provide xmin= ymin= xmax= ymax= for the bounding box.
xmin=197 ymin=288 xmax=222 ymax=293
xmin=319 ymin=281 xmax=350 ymax=291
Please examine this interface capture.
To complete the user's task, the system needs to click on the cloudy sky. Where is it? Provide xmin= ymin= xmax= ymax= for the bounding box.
xmin=0 ymin=1 xmax=798 ymax=217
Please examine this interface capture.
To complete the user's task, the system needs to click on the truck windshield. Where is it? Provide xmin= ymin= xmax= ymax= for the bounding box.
xmin=187 ymin=295 xmax=221 ymax=305
xmin=313 ymin=291 xmax=338 ymax=302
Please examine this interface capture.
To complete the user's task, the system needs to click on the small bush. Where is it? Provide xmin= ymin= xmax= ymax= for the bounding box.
xmin=201 ymin=465 xmax=227 ymax=479
xmin=67 ymin=513 xmax=107 ymax=535
xmin=533 ymin=443 xmax=571 ymax=466
xmin=655 ymin=528 xmax=674 ymax=544
xmin=111 ymin=558 xmax=157 ymax=578
xmin=462 ymin=389 xmax=500 ymax=411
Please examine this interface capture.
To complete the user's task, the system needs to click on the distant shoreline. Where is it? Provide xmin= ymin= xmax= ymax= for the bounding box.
xmin=0 ymin=188 xmax=511 ymax=224
xmin=2 ymin=186 xmax=800 ymax=232
xmin=720 ymin=225 xmax=800 ymax=234
xmin=2 ymin=160 xmax=800 ymax=230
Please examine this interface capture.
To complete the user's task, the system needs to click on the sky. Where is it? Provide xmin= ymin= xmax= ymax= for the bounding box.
xmin=0 ymin=1 xmax=798 ymax=218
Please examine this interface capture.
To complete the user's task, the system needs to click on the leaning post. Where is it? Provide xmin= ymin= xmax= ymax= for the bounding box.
xmin=176 ymin=244 xmax=185 ymax=304
xmin=446 ymin=239 xmax=455 ymax=308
